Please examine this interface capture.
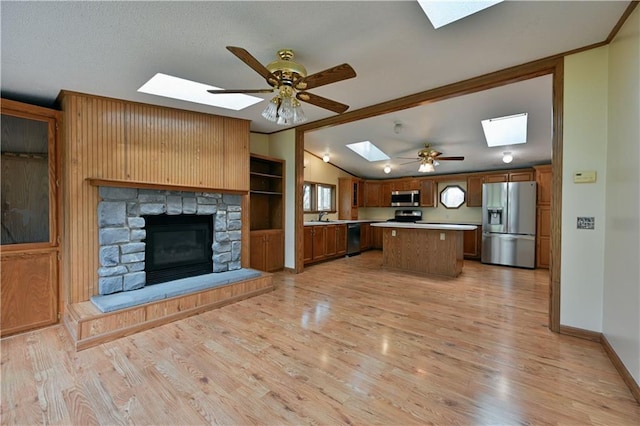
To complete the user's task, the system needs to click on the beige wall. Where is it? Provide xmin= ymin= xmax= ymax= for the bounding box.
xmin=603 ymin=6 xmax=640 ymax=384
xmin=561 ymin=46 xmax=609 ymax=331
xmin=303 ymin=151 xmax=353 ymax=222
xmin=249 ymin=133 xmax=270 ymax=157
xmin=562 ymin=7 xmax=639 ymax=383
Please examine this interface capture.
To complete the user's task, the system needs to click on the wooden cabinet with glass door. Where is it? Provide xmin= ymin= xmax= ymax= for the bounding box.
xmin=249 ymin=154 xmax=284 ymax=272
xmin=1 ymin=99 xmax=61 ymax=337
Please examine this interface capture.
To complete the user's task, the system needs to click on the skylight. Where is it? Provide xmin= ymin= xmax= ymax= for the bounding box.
xmin=137 ymin=73 xmax=263 ymax=111
xmin=346 ymin=141 xmax=390 ymax=162
xmin=417 ymin=0 xmax=503 ymax=29
xmin=481 ymin=113 xmax=528 ymax=147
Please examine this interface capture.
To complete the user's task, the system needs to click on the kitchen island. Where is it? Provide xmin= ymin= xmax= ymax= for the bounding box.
xmin=370 ymin=222 xmax=477 ymax=277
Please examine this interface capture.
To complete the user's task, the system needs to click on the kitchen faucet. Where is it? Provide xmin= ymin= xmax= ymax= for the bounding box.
xmin=318 ymin=211 xmax=328 ymax=221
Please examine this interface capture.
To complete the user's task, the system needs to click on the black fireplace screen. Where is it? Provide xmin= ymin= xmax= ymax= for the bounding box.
xmin=143 ymin=214 xmax=213 ymax=284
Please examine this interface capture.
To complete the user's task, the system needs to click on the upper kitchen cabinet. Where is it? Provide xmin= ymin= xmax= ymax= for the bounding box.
xmin=420 ymin=179 xmax=437 ymax=207
xmin=534 ymin=164 xmax=552 ymax=206
xmin=1 ymin=99 xmax=61 ymax=337
xmin=466 ymin=175 xmax=484 ymax=207
xmin=364 ymin=181 xmax=382 ymax=207
xmin=467 ymin=169 xmax=535 ymax=207
xmin=338 ymin=177 xmax=361 ymax=219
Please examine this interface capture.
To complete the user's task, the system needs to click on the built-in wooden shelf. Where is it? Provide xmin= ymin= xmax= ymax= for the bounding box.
xmin=87 ymin=178 xmax=248 ymax=195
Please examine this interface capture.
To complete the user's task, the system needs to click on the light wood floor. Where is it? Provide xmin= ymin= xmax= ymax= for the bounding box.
xmin=2 ymin=251 xmax=639 ymax=425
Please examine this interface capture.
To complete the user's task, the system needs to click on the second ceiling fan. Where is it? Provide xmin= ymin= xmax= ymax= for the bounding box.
xmin=400 ymin=144 xmax=465 ymax=172
xmin=208 ymin=46 xmax=357 ymax=124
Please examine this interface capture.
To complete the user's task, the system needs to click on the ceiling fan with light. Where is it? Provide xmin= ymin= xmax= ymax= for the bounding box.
xmin=400 ymin=144 xmax=465 ymax=173
xmin=207 ymin=46 xmax=356 ymax=125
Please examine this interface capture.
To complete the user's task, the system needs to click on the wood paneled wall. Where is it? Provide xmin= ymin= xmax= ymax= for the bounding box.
xmin=59 ymin=91 xmax=250 ymax=304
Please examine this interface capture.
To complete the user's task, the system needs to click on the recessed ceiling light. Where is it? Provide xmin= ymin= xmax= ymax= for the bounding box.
xmin=417 ymin=0 xmax=503 ymax=29
xmin=346 ymin=141 xmax=390 ymax=162
xmin=481 ymin=112 xmax=528 ymax=147
xmin=138 ymin=73 xmax=263 ymax=111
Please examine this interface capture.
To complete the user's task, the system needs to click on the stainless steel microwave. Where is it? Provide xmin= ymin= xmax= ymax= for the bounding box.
xmin=391 ymin=190 xmax=420 ymax=207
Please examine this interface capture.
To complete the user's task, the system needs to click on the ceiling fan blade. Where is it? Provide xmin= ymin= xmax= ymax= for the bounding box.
xmin=297 ymin=92 xmax=349 ymax=114
xmin=226 ymin=46 xmax=279 ymax=86
xmin=436 ymin=156 xmax=465 ymax=161
xmin=294 ymin=63 xmax=356 ymax=90
xmin=208 ymin=88 xmax=274 ymax=94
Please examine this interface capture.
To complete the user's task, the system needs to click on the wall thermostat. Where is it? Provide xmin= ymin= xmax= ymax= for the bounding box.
xmin=574 ymin=170 xmax=597 ymax=183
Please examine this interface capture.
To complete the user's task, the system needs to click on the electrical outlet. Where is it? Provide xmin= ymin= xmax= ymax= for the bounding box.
xmin=392 ymin=230 xmax=396 ymax=237
xmin=440 ymin=233 xmax=445 ymax=240
xmin=577 ymin=217 xmax=595 ymax=230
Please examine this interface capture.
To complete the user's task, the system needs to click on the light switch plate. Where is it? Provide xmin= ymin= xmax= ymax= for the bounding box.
xmin=577 ymin=217 xmax=595 ymax=230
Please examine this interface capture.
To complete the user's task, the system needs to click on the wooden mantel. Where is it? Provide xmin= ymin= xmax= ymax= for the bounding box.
xmin=87 ymin=178 xmax=248 ymax=195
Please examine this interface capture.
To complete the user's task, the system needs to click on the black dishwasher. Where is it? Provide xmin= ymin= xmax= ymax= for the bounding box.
xmin=347 ymin=223 xmax=361 ymax=256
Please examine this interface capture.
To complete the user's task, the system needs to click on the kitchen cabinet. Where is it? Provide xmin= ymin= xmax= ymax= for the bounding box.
xmin=250 ymin=154 xmax=285 ymax=272
xmin=380 ymin=182 xmax=392 ymax=207
xmin=364 ymin=181 xmax=382 ymax=207
xmin=534 ymin=164 xmax=552 ymax=269
xmin=466 ymin=169 xmax=535 ymax=208
xmin=338 ymin=177 xmax=361 ymax=219
xmin=463 ymin=225 xmax=482 ymax=260
xmin=371 ymin=225 xmax=383 ymax=249
xmin=466 ymin=175 xmax=484 ymax=207
xmin=360 ymin=222 xmax=371 ymax=251
xmin=1 ymin=99 xmax=61 ymax=337
xmin=250 ymin=229 xmax=284 ymax=272
xmin=420 ymin=179 xmax=437 ymax=207
xmin=536 ymin=206 xmax=551 ymax=269
xmin=304 ymin=224 xmax=347 ymax=265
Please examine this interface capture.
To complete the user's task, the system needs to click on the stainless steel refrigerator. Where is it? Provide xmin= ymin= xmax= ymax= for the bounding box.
xmin=481 ymin=181 xmax=537 ymax=268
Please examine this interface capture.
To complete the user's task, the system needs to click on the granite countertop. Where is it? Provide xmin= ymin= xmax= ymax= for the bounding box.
xmin=371 ymin=222 xmax=477 ymax=231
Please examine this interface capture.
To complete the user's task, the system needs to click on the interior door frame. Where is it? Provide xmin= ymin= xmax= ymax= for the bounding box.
xmin=294 ymin=56 xmax=564 ymax=332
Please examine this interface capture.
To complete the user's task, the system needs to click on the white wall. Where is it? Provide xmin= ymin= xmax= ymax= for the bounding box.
xmin=603 ymin=6 xmax=640 ymax=384
xmin=561 ymin=47 xmax=609 ymax=331
xmin=263 ymin=130 xmax=297 ymax=269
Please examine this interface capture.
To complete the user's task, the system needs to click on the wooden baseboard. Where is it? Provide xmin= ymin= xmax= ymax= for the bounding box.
xmin=559 ymin=324 xmax=602 ymax=342
xmin=560 ymin=324 xmax=640 ymax=404
xmin=601 ymin=334 xmax=640 ymax=404
xmin=64 ymin=274 xmax=273 ymax=351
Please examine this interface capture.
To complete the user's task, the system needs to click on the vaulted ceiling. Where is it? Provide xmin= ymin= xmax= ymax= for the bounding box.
xmin=1 ymin=1 xmax=632 ymax=177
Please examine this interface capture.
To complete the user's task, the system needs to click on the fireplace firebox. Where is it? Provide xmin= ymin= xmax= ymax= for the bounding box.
xmin=144 ymin=214 xmax=213 ymax=284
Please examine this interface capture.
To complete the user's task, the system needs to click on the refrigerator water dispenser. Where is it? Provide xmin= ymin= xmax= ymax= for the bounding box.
xmin=487 ymin=208 xmax=503 ymax=225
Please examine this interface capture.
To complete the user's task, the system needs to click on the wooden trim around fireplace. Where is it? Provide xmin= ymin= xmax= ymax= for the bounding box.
xmin=64 ymin=273 xmax=274 ymax=351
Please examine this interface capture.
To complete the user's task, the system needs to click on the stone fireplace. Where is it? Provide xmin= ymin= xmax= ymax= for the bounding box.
xmin=97 ymin=186 xmax=242 ymax=295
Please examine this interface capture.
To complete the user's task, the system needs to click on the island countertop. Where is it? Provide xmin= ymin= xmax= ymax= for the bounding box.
xmin=371 ymin=222 xmax=477 ymax=231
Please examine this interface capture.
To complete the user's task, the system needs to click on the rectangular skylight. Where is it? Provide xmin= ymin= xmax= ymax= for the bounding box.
xmin=481 ymin=112 xmax=528 ymax=147
xmin=137 ymin=73 xmax=263 ymax=111
xmin=346 ymin=141 xmax=390 ymax=162
xmin=417 ymin=0 xmax=503 ymax=29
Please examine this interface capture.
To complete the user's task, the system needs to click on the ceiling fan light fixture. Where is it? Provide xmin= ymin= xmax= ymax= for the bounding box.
xmin=262 ymin=97 xmax=279 ymax=121
xmin=418 ymin=159 xmax=435 ymax=173
xmin=502 ymin=152 xmax=513 ymax=163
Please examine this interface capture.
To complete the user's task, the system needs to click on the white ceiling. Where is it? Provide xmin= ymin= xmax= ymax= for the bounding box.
xmin=1 ymin=1 xmax=631 ymax=177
